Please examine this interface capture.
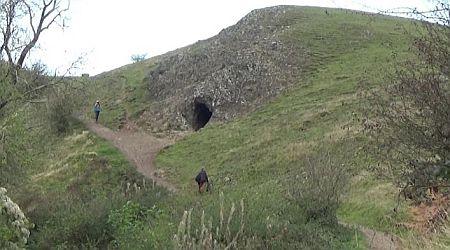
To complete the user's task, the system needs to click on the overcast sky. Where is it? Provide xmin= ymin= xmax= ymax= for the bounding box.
xmin=29 ymin=0 xmax=434 ymax=76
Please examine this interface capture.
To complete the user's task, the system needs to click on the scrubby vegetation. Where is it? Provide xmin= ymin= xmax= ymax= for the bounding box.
xmin=2 ymin=4 xmax=450 ymax=249
xmin=2 ymin=115 xmax=174 ymax=248
xmin=367 ymin=7 xmax=450 ymax=203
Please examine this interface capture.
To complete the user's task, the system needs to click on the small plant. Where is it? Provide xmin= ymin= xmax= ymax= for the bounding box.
xmin=131 ymin=53 xmax=147 ymax=63
xmin=108 ymin=201 xmax=148 ymax=233
xmin=107 ymin=201 xmax=163 ymax=249
xmin=0 ymin=187 xmax=33 ymax=249
xmin=173 ymin=192 xmax=246 ymax=250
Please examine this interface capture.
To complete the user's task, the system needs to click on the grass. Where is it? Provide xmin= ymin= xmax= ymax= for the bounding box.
xmin=4 ymin=114 xmax=174 ymax=249
xmin=3 ymin=6 xmax=447 ymax=249
xmin=151 ymin=7 xmax=437 ymax=248
xmin=70 ymin=6 xmax=430 ymax=248
xmin=83 ymin=59 xmax=157 ymax=129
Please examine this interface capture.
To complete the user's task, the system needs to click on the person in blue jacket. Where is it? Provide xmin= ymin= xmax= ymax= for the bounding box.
xmin=94 ymin=100 xmax=102 ymax=123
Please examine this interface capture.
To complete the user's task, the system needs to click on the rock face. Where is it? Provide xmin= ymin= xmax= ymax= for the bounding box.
xmin=142 ymin=6 xmax=305 ymax=131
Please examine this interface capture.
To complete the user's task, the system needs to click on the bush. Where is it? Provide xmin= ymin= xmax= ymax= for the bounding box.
xmin=106 ymin=201 xmax=166 ymax=249
xmin=27 ymin=194 xmax=114 ymax=249
xmin=366 ymin=4 xmax=450 ymax=202
xmin=288 ymin=151 xmax=349 ymax=226
xmin=0 ymin=111 xmax=30 ymax=187
xmin=45 ymin=88 xmax=75 ymax=135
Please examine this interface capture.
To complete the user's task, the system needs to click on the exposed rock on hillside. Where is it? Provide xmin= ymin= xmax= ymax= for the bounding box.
xmin=142 ymin=6 xmax=306 ymax=131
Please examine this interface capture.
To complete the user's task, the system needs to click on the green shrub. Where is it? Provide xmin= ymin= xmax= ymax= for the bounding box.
xmin=108 ymin=201 xmax=148 ymax=233
xmin=45 ymin=89 xmax=75 ymax=135
xmin=0 ymin=111 xmax=30 ymax=187
xmin=27 ymin=194 xmax=115 ymax=249
xmin=107 ymin=201 xmax=164 ymax=249
xmin=288 ymin=150 xmax=349 ymax=226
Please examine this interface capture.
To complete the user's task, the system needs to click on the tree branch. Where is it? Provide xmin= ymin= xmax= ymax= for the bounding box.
xmin=1 ymin=1 xmax=16 ymax=64
xmin=24 ymin=1 xmax=36 ymax=35
xmin=380 ymin=5 xmax=450 ymax=23
xmin=17 ymin=0 xmax=70 ymax=67
xmin=0 ymin=54 xmax=82 ymax=112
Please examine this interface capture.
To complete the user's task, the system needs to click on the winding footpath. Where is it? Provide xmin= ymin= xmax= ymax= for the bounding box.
xmin=359 ymin=226 xmax=398 ymax=250
xmin=86 ymin=120 xmax=398 ymax=249
xmin=86 ymin=121 xmax=176 ymax=192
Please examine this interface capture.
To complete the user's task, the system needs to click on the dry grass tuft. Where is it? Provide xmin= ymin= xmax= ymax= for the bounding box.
xmin=173 ymin=192 xmax=249 ymax=250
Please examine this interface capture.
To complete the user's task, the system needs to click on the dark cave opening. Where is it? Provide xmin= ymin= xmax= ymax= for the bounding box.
xmin=193 ymin=101 xmax=212 ymax=131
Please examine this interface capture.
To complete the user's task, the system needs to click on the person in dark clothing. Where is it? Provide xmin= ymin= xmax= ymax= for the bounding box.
xmin=195 ymin=168 xmax=209 ymax=193
xmin=93 ymin=100 xmax=102 ymax=123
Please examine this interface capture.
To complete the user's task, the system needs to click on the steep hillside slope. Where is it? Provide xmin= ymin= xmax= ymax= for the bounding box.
xmin=144 ymin=6 xmax=304 ymax=131
xmin=83 ymin=6 xmax=450 ymax=248
xmin=89 ymin=6 xmax=402 ymax=134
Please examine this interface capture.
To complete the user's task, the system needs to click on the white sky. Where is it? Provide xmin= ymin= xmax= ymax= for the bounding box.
xmin=29 ymin=0 xmax=434 ymax=76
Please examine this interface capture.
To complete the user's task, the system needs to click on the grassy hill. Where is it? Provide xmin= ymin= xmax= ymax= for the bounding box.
xmin=152 ymin=7 xmax=415 ymax=247
xmin=3 ymin=5 xmax=450 ymax=249
xmin=81 ymin=6 xmax=450 ymax=248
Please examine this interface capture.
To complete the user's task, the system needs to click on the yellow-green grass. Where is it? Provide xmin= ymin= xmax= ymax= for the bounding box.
xmin=5 ymin=116 xmax=173 ymax=248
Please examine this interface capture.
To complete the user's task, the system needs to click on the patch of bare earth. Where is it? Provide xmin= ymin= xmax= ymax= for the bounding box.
xmin=86 ymin=120 xmax=177 ymax=192
xmin=342 ymin=222 xmax=398 ymax=250
xmin=359 ymin=227 xmax=397 ymax=250
xmin=409 ymin=194 xmax=450 ymax=234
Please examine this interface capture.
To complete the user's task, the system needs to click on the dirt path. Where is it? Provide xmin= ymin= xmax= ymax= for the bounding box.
xmin=341 ymin=222 xmax=398 ymax=250
xmin=85 ymin=119 xmax=398 ymax=249
xmin=86 ymin=121 xmax=176 ymax=192
xmin=360 ymin=227 xmax=397 ymax=250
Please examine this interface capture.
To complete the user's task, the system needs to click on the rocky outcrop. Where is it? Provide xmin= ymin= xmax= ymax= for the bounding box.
xmin=141 ymin=6 xmax=306 ymax=131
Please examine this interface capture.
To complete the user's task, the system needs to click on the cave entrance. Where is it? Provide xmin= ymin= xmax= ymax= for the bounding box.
xmin=193 ymin=100 xmax=212 ymax=131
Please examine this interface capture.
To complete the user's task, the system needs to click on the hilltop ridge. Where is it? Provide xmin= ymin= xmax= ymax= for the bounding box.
xmin=91 ymin=6 xmax=400 ymax=133
xmin=141 ymin=6 xmax=305 ymax=131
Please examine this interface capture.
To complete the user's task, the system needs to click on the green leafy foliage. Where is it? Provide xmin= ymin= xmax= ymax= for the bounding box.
xmin=0 ymin=110 xmax=32 ymax=187
xmin=107 ymin=201 xmax=165 ymax=249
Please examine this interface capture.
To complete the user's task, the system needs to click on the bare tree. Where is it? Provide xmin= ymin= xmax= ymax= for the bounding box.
xmin=0 ymin=0 xmax=70 ymax=112
xmin=366 ymin=1 xmax=450 ymax=202
xmin=0 ymin=0 xmax=70 ymax=67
